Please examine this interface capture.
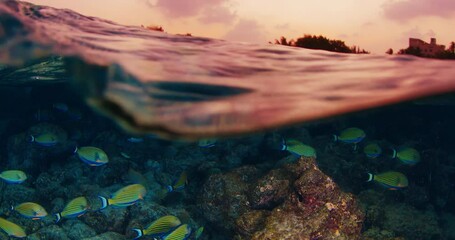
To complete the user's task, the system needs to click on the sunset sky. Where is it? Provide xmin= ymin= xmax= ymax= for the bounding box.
xmin=28 ymin=0 xmax=455 ymax=53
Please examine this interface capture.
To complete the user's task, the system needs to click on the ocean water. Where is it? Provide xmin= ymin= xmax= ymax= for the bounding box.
xmin=0 ymin=1 xmax=455 ymax=240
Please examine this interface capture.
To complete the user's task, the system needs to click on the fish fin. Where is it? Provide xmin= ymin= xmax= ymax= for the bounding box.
xmin=28 ymin=135 xmax=35 ymax=143
xmin=98 ymin=196 xmax=109 ymax=209
xmin=166 ymin=185 xmax=173 ymax=193
xmin=332 ymin=135 xmax=338 ymax=142
xmin=132 ymin=229 xmax=143 ymax=239
xmin=73 ymin=146 xmax=78 ymax=154
xmin=55 ymin=213 xmax=61 ymax=223
xmin=289 ymin=154 xmax=300 ymax=161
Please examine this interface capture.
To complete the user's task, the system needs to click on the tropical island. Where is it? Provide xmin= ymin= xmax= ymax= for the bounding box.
xmin=272 ymin=35 xmax=370 ymax=54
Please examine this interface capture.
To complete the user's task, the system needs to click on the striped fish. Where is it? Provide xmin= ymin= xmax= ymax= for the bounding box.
xmin=74 ymin=146 xmax=109 ymax=166
xmin=167 ymin=171 xmax=188 ymax=192
xmin=333 ymin=127 xmax=366 ymax=144
xmin=163 ymin=224 xmax=191 ymax=240
xmin=392 ymin=147 xmax=420 ymax=165
xmin=12 ymin=202 xmax=47 ymax=220
xmin=0 ymin=170 xmax=27 ymax=184
xmin=281 ymin=138 xmax=316 ymax=158
xmin=367 ymin=171 xmax=408 ymax=190
xmin=29 ymin=133 xmax=59 ymax=147
xmin=55 ymin=196 xmax=88 ymax=223
xmin=194 ymin=226 xmax=204 ymax=239
xmin=99 ymin=184 xmax=146 ymax=209
xmin=363 ymin=143 xmax=382 ymax=158
xmin=132 ymin=215 xmax=181 ymax=239
xmin=0 ymin=217 xmax=26 ymax=238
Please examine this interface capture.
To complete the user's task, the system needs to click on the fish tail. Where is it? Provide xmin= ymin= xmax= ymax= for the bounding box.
xmin=98 ymin=196 xmax=109 ymax=209
xmin=132 ymin=229 xmax=143 ymax=239
xmin=332 ymin=135 xmax=338 ymax=142
xmin=280 ymin=138 xmax=287 ymax=151
xmin=166 ymin=185 xmax=174 ymax=193
xmin=366 ymin=173 xmax=373 ymax=182
xmin=73 ymin=146 xmax=78 ymax=154
xmin=28 ymin=135 xmax=35 ymax=143
xmin=391 ymin=149 xmax=397 ymax=158
xmin=55 ymin=213 xmax=61 ymax=223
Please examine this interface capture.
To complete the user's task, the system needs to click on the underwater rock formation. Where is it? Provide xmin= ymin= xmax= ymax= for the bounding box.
xmin=199 ymin=165 xmax=261 ymax=234
xmin=248 ymin=157 xmax=364 ymax=240
xmin=201 ymin=156 xmax=364 ymax=239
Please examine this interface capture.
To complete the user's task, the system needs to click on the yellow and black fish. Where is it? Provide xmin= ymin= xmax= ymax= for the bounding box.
xmin=12 ymin=202 xmax=47 ymax=220
xmin=0 ymin=217 xmax=26 ymax=238
xmin=194 ymin=226 xmax=204 ymax=239
xmin=28 ymin=133 xmax=59 ymax=147
xmin=0 ymin=170 xmax=27 ymax=184
xmin=132 ymin=215 xmax=181 ymax=239
xmin=99 ymin=184 xmax=146 ymax=209
xmin=391 ymin=147 xmax=420 ymax=165
xmin=55 ymin=196 xmax=89 ymax=223
xmin=167 ymin=171 xmax=188 ymax=192
xmin=162 ymin=224 xmax=191 ymax=240
xmin=363 ymin=143 xmax=382 ymax=158
xmin=74 ymin=146 xmax=109 ymax=166
xmin=366 ymin=171 xmax=408 ymax=190
xmin=333 ymin=127 xmax=366 ymax=144
xmin=280 ymin=138 xmax=316 ymax=158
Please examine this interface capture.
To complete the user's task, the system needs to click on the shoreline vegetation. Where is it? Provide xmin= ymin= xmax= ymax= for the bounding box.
xmin=271 ymin=35 xmax=370 ymax=54
xmin=142 ymin=25 xmax=454 ymax=60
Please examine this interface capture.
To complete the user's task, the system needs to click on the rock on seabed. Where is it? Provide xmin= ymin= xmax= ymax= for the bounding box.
xmin=203 ymin=156 xmax=364 ymax=240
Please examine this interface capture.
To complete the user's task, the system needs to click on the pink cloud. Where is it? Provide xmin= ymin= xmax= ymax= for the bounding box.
xmin=198 ymin=5 xmax=236 ymax=24
xmin=383 ymin=0 xmax=455 ymax=21
xmin=223 ymin=19 xmax=268 ymax=43
xmin=144 ymin=0 xmax=236 ymax=24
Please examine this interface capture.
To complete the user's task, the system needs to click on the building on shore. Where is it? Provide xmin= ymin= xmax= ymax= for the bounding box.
xmin=409 ymin=38 xmax=445 ymax=57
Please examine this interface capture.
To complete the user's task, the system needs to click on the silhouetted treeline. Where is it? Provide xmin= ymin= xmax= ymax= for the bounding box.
xmin=272 ymin=35 xmax=369 ymax=54
xmin=394 ymin=41 xmax=455 ymax=59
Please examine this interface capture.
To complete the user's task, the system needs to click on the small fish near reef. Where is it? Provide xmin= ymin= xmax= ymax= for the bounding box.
xmin=11 ymin=202 xmax=48 ymax=220
xmin=55 ymin=196 xmax=89 ymax=223
xmin=127 ymin=137 xmax=144 ymax=143
xmin=52 ymin=102 xmax=69 ymax=112
xmin=363 ymin=143 xmax=382 ymax=158
xmin=28 ymin=132 xmax=59 ymax=147
xmin=132 ymin=215 xmax=182 ymax=239
xmin=0 ymin=170 xmax=27 ymax=184
xmin=390 ymin=147 xmax=421 ymax=165
xmin=0 ymin=217 xmax=26 ymax=238
xmin=333 ymin=127 xmax=366 ymax=150
xmin=167 ymin=171 xmax=188 ymax=193
xmin=162 ymin=224 xmax=192 ymax=240
xmin=194 ymin=226 xmax=204 ymax=239
xmin=98 ymin=184 xmax=147 ymax=209
xmin=366 ymin=171 xmax=409 ymax=190
xmin=74 ymin=146 xmax=109 ymax=166
xmin=198 ymin=138 xmax=217 ymax=148
xmin=280 ymin=138 xmax=316 ymax=158
xmin=333 ymin=127 xmax=366 ymax=144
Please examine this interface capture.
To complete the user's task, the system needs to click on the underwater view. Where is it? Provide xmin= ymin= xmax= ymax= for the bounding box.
xmin=1 ymin=1 xmax=455 ymax=239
